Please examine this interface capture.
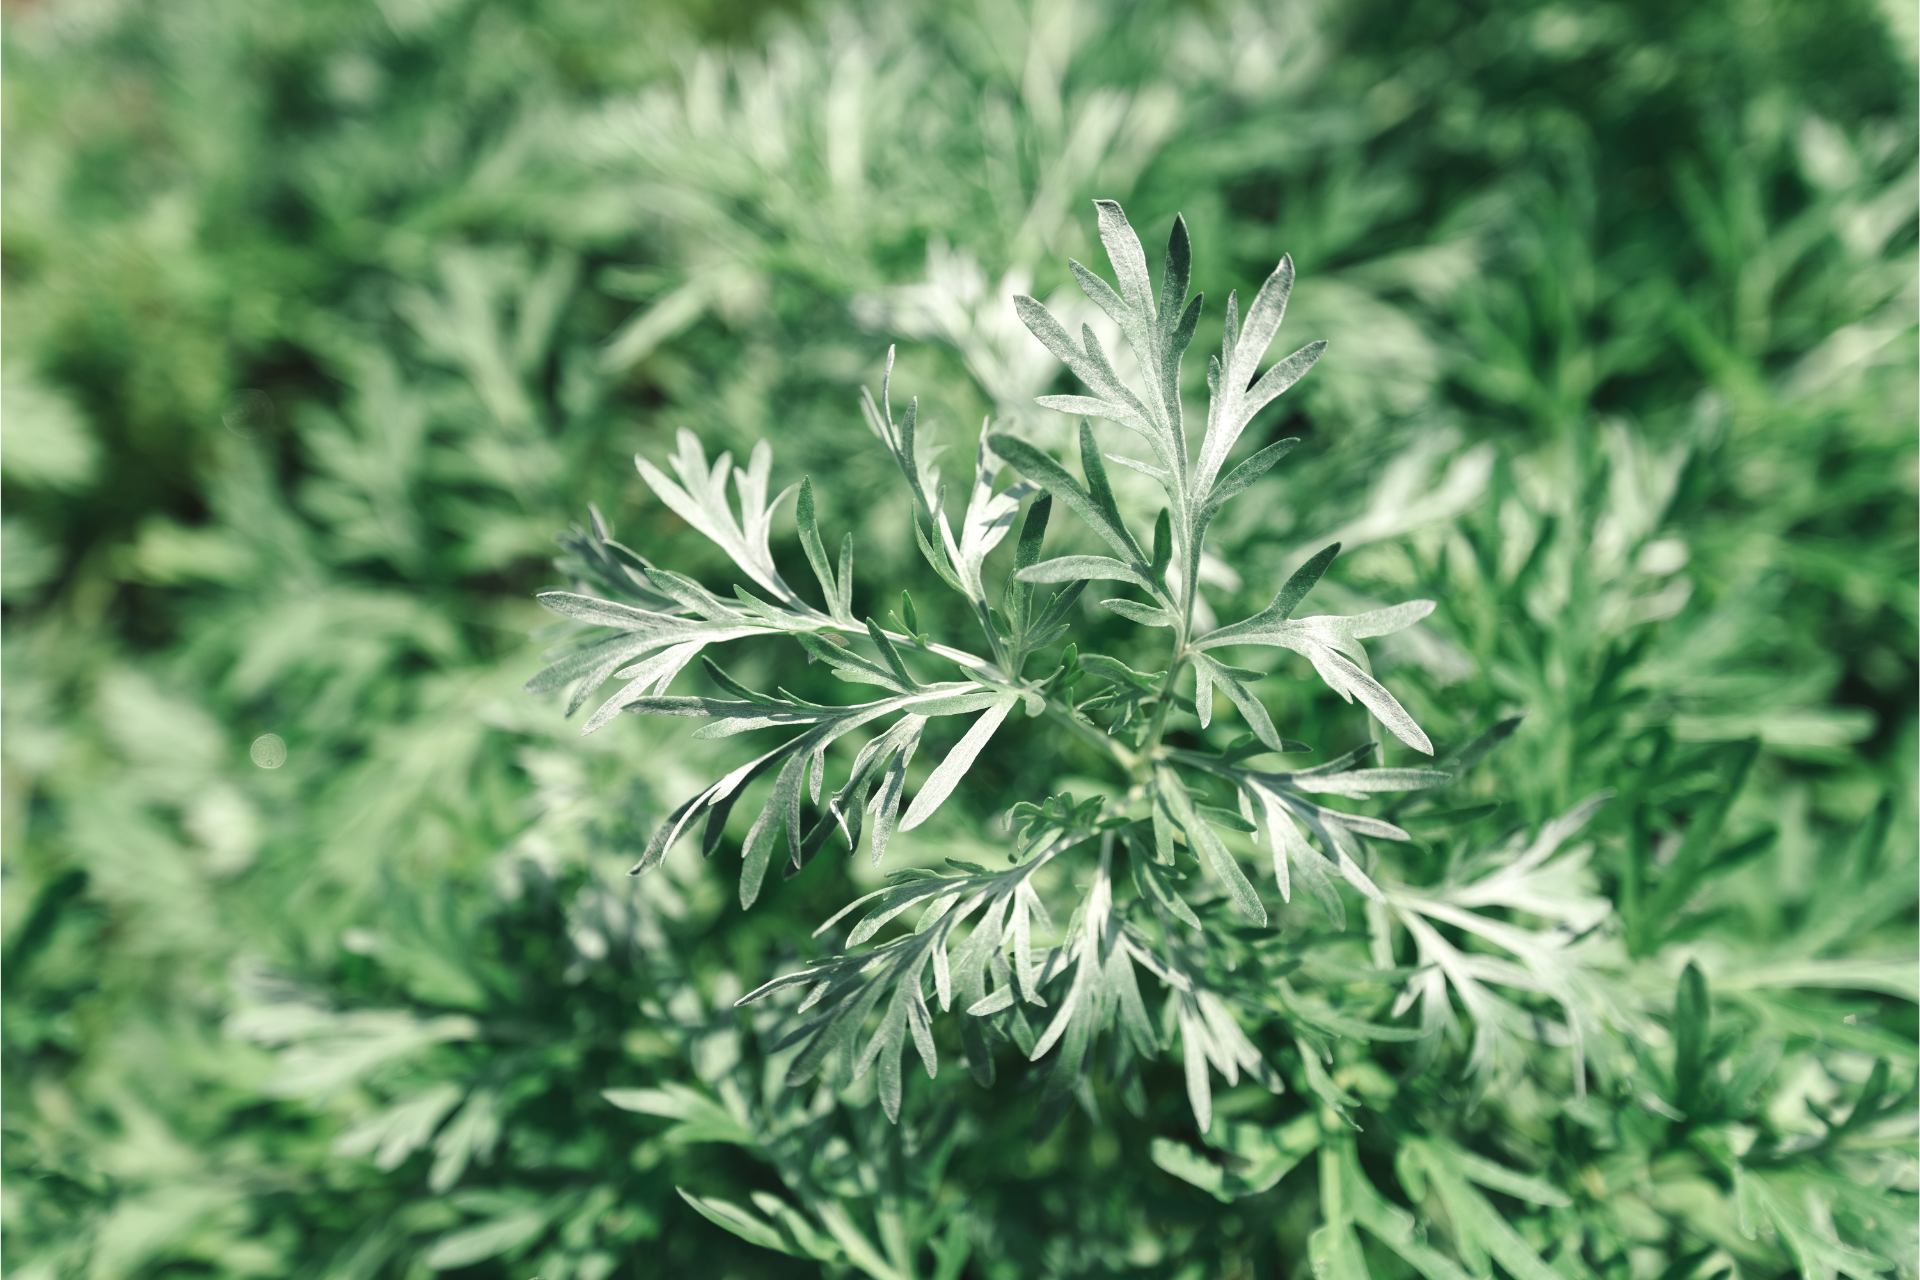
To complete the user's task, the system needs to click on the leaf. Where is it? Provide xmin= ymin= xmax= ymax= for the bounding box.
xmin=424 ymin=1207 xmax=552 ymax=1270
xmin=1150 ymin=508 xmax=1172 ymax=579
xmin=795 ymin=477 xmax=836 ymax=601
xmin=864 ymin=618 xmax=919 ymax=690
xmin=1309 ymin=647 xmax=1434 ymax=755
xmin=675 ymin=1189 xmax=799 ymax=1257
xmin=1130 ymin=836 xmax=1202 ymax=929
xmin=797 ymin=632 xmax=910 ymax=692
xmin=1238 ymin=341 xmax=1324 ymax=432
xmin=739 ymin=751 xmax=808 ymax=907
xmin=987 ymin=431 xmax=1147 ymax=571
xmin=602 ymin=1083 xmax=754 ymax=1146
xmin=635 ymin=433 xmax=800 ymax=605
xmin=1438 ymin=1144 xmax=1571 ymax=1208
xmin=1735 ymin=1168 xmax=1893 ymax=1280
xmin=942 ymin=434 xmax=1040 ymax=603
xmin=1151 ymin=1136 xmax=1230 ymax=1200
xmin=1308 ymin=1222 xmax=1372 ymax=1280
xmin=1196 ymin=253 xmax=1321 ymax=493
xmin=1077 ymin=654 xmax=1160 ymax=690
xmin=1198 ymin=437 xmax=1300 ymax=531
xmin=1101 ymin=598 xmax=1175 ymax=627
xmin=1153 ymin=1115 xmax=1320 ymax=1202
xmin=1322 ymin=1139 xmax=1475 ymax=1280
xmin=1200 ymin=543 xmax=1339 ymax=647
xmin=1406 ymin=1141 xmax=1566 ymax=1280
xmin=333 ymin=1083 xmax=464 ymax=1172
xmin=1158 ymin=767 xmax=1265 ymax=925
xmin=1672 ymin=961 xmax=1712 ymax=1118
xmin=428 ymin=1088 xmax=501 ymax=1194
xmin=1094 ymin=198 xmax=1156 ymax=322
xmin=535 ymin=590 xmax=694 ymax=632
xmin=1638 ymin=738 xmax=1760 ymax=951
xmin=1439 ymin=714 xmax=1524 ymax=776
xmin=1005 ymin=493 xmax=1052 ymax=626
xmin=1193 ymin=652 xmax=1283 ymax=751
xmin=899 ymin=696 xmax=1018 ymax=831
xmin=1018 ymin=555 xmax=1153 ymax=592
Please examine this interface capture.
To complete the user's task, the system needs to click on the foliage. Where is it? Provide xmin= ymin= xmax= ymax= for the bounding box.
xmin=541 ymin=202 xmax=1458 ymax=1134
xmin=3 ymin=0 xmax=1914 ymax=1277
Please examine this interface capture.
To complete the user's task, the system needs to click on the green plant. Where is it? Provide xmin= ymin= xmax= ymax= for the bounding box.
xmin=8 ymin=0 xmax=1912 ymax=1275
xmin=535 ymin=201 xmax=1462 ymax=1133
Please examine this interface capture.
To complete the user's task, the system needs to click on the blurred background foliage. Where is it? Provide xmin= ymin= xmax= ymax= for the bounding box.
xmin=2 ymin=0 xmax=1914 ymax=1276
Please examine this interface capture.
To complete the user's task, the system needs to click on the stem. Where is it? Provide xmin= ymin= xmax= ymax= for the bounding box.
xmin=1044 ymin=699 xmax=1139 ymax=775
xmin=1136 ymin=505 xmax=1200 ymax=766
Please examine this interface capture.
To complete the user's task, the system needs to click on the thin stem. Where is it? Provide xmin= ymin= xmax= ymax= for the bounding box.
xmin=1044 ymin=698 xmax=1139 ymax=775
xmin=1136 ymin=505 xmax=1200 ymax=765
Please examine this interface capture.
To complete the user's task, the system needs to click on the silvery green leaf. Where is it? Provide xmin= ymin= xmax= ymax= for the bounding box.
xmin=1093 ymin=198 xmax=1156 ymax=324
xmin=860 ymin=349 xmax=927 ymax=507
xmin=986 ymin=431 xmax=1149 ymax=574
xmin=1017 ymin=555 xmax=1152 ymax=592
xmin=1321 ymin=1137 xmax=1478 ymax=1280
xmin=623 ymin=694 xmax=823 ymax=736
xmin=675 ymin=1190 xmax=800 ymax=1257
xmin=863 ymin=718 xmax=924 ymax=864
xmin=635 ymin=565 xmax=737 ymax=620
xmin=534 ymin=590 xmax=697 ymax=633
xmin=635 ymin=432 xmax=802 ymax=607
xmin=428 ymin=1088 xmax=501 ymax=1193
xmin=1103 ymin=450 xmax=1172 ymax=484
xmin=1106 ymin=939 xmax=1157 ymax=1058
xmin=1077 ymin=322 xmax=1169 ymax=457
xmin=422 ymin=1206 xmax=555 ymax=1271
xmin=794 ymin=477 xmax=851 ymax=622
xmin=1195 ymin=543 xmax=1340 ymax=646
xmin=1177 ymin=999 xmax=1215 ymax=1133
xmin=1194 ymin=650 xmax=1215 ymax=730
xmin=1130 ymin=835 xmax=1202 ymax=929
xmin=1199 ymin=589 xmax=1435 ymax=754
xmin=1298 ymin=600 xmax=1438 ymax=642
xmin=1101 ymin=598 xmax=1175 ymax=627
xmin=1288 ymin=767 xmax=1453 ymax=797
xmin=899 ymin=695 xmax=1017 ymax=831
xmin=1027 ymin=942 xmax=1091 ymax=1061
xmin=738 ymin=751 xmax=808 ymax=908
xmin=1197 ymin=437 xmax=1299 ymax=533
xmin=1175 ymin=987 xmax=1283 ymax=1133
xmin=1192 ymin=652 xmax=1282 ymax=751
xmin=580 ymin=639 xmax=707 ymax=733
xmin=600 ymin=1083 xmax=754 ymax=1146
xmin=1404 ymin=1141 xmax=1566 ymax=1280
xmin=796 ymin=633 xmax=910 ymax=693
xmin=1015 ymin=295 xmax=1170 ymax=464
xmin=522 ymin=632 xmax=654 ymax=697
xmin=1196 ymin=254 xmax=1316 ymax=495
xmin=1034 ymin=393 xmax=1139 ymax=425
xmin=1307 ymin=1221 xmax=1370 ymax=1280
xmin=1076 ymin=654 xmax=1158 ymax=690
xmin=1246 ymin=785 xmax=1341 ymax=923
xmin=1238 ymin=341 xmax=1324 ymax=431
xmin=940 ymin=434 xmax=1039 ymax=604
xmin=1309 ymin=647 xmax=1433 ymax=755
xmin=1157 ymin=767 xmax=1264 ymax=925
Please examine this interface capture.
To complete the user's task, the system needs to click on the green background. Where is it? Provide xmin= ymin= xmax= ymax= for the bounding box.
xmin=4 ymin=0 xmax=1914 ymax=1276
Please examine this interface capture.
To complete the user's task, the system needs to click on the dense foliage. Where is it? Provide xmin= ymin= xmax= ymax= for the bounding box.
xmin=4 ymin=1 xmax=1914 ymax=1277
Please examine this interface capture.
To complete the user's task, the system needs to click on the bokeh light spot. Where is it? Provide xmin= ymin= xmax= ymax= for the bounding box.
xmin=222 ymin=389 xmax=275 ymax=438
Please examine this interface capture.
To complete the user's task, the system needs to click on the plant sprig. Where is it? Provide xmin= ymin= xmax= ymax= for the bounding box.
xmin=531 ymin=202 xmax=1454 ymax=1127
